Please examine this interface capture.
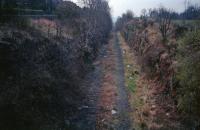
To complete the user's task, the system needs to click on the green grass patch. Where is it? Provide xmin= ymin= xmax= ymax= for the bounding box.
xmin=127 ymin=78 xmax=136 ymax=92
xmin=123 ymin=50 xmax=138 ymax=94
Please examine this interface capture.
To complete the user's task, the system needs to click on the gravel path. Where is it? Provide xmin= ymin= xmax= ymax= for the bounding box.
xmin=68 ymin=46 xmax=106 ymax=130
xmin=69 ymin=33 xmax=131 ymax=130
xmin=114 ymin=33 xmax=131 ymax=130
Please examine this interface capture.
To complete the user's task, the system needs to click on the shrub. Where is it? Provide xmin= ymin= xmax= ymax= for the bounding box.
xmin=0 ymin=0 xmax=112 ymax=129
xmin=0 ymin=29 xmax=84 ymax=130
xmin=176 ymin=30 xmax=200 ymax=120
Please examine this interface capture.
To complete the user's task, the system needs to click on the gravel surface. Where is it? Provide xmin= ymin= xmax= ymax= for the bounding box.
xmin=114 ymin=33 xmax=131 ymax=130
xmin=69 ymin=33 xmax=131 ymax=130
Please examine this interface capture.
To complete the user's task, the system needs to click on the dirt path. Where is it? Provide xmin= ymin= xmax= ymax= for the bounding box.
xmin=96 ymin=33 xmax=131 ymax=130
xmin=70 ymin=32 xmax=131 ymax=130
xmin=69 ymin=44 xmax=106 ymax=130
xmin=114 ymin=33 xmax=131 ymax=130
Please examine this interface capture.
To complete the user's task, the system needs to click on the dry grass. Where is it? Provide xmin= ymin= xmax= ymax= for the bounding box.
xmin=119 ymin=32 xmax=182 ymax=130
xmin=31 ymin=19 xmax=57 ymax=35
xmin=30 ymin=18 xmax=74 ymax=38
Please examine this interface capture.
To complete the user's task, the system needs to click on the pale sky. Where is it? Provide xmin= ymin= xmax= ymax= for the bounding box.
xmin=71 ymin=0 xmax=200 ymax=18
xmin=109 ymin=0 xmax=200 ymax=18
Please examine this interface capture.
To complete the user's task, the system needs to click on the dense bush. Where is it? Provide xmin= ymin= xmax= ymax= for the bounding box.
xmin=0 ymin=0 xmax=112 ymax=129
xmin=55 ymin=1 xmax=80 ymax=19
xmin=115 ymin=10 xmax=134 ymax=31
xmin=176 ymin=30 xmax=200 ymax=120
xmin=0 ymin=28 xmax=84 ymax=130
xmin=117 ymin=7 xmax=200 ymax=129
xmin=119 ymin=20 xmax=168 ymax=78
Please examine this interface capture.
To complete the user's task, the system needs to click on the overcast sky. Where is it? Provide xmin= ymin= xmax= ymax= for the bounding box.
xmin=71 ymin=0 xmax=200 ymax=18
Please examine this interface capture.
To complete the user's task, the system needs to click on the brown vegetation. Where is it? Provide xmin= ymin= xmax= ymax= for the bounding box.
xmin=0 ymin=0 xmax=112 ymax=129
xmin=119 ymin=32 xmax=181 ymax=129
xmin=117 ymin=14 xmax=183 ymax=129
xmin=117 ymin=3 xmax=200 ymax=128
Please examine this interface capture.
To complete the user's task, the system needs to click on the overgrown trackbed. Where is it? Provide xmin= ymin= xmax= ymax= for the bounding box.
xmin=71 ymin=32 xmax=131 ymax=130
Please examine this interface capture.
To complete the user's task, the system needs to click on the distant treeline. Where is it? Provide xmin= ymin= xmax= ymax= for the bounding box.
xmin=0 ymin=0 xmax=61 ymax=13
xmin=116 ymin=5 xmax=200 ymax=32
xmin=149 ymin=5 xmax=200 ymax=20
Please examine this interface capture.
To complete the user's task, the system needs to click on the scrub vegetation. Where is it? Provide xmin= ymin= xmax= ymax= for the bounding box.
xmin=116 ymin=3 xmax=200 ymax=130
xmin=0 ymin=0 xmax=112 ymax=129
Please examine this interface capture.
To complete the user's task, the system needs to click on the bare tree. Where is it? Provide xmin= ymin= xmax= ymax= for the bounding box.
xmin=141 ymin=9 xmax=148 ymax=19
xmin=141 ymin=9 xmax=148 ymax=27
xmin=76 ymin=0 xmax=112 ymax=55
xmin=184 ymin=0 xmax=190 ymax=22
xmin=157 ymin=7 xmax=172 ymax=41
xmin=126 ymin=10 xmax=134 ymax=19
xmin=78 ymin=0 xmax=101 ymax=9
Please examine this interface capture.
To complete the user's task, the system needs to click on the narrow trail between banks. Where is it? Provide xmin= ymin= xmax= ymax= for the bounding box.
xmin=71 ymin=32 xmax=131 ymax=130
